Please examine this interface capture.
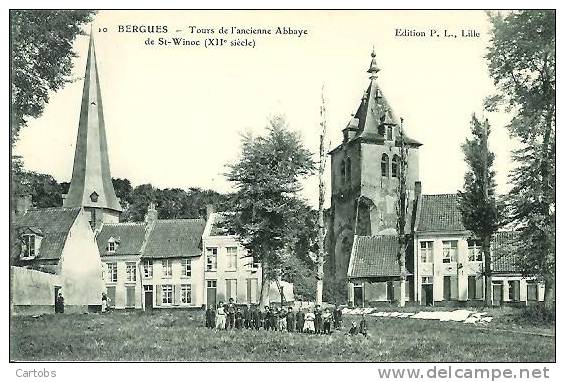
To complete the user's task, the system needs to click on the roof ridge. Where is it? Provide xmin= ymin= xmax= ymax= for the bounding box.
xmin=156 ymin=218 xmax=205 ymax=223
xmin=102 ymin=222 xmax=145 ymax=226
xmin=422 ymin=193 xmax=457 ymax=197
xmin=25 ymin=206 xmax=82 ymax=212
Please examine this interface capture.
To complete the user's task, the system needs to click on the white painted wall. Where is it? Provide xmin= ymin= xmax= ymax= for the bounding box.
xmin=59 ymin=209 xmax=105 ymax=306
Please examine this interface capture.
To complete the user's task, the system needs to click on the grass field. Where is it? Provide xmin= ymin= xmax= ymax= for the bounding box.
xmin=10 ymin=309 xmax=554 ymax=362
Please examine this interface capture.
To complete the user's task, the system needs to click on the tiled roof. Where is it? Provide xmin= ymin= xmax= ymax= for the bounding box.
xmin=96 ymin=222 xmax=147 ymax=256
xmin=492 ymin=231 xmax=521 ymax=273
xmin=143 ymin=219 xmax=205 ymax=259
xmin=416 ymin=194 xmax=466 ymax=232
xmin=349 ymin=235 xmax=404 ymax=278
xmin=12 ymin=207 xmax=81 ymax=260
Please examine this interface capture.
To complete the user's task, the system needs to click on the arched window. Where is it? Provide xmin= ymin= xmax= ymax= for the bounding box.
xmin=392 ymin=155 xmax=400 ymax=178
xmin=340 ymin=160 xmax=346 ymax=185
xmin=346 ymin=157 xmax=352 ymax=184
xmin=381 ymin=154 xmax=389 ymax=177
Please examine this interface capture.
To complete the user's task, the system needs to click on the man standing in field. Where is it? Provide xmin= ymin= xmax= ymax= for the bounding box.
xmin=333 ymin=306 xmax=342 ymax=330
xmin=205 ymin=304 xmax=215 ymax=328
xmin=359 ymin=314 xmax=368 ymax=337
xmin=314 ymin=305 xmax=322 ymax=334
xmin=225 ymin=298 xmax=236 ymax=329
xmin=286 ymin=306 xmax=295 ymax=332
xmin=250 ymin=305 xmax=260 ymax=330
xmin=296 ymin=307 xmax=305 ymax=333
xmin=263 ymin=306 xmax=272 ymax=330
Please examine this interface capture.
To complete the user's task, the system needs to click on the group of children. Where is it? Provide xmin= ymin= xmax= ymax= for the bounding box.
xmin=205 ymin=298 xmax=368 ymax=336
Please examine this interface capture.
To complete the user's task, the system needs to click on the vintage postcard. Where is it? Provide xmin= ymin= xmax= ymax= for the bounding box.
xmin=8 ymin=8 xmax=556 ymax=371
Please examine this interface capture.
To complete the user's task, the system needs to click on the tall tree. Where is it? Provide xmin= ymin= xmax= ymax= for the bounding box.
xmin=396 ymin=118 xmax=409 ymax=308
xmin=457 ymin=114 xmax=499 ymax=306
xmin=224 ymin=116 xmax=315 ymax=307
xmin=315 ymin=88 xmax=329 ymax=305
xmin=10 ymin=10 xmax=95 ymax=145
xmin=112 ymin=178 xmax=134 ymax=210
xmin=485 ymin=10 xmax=555 ymax=308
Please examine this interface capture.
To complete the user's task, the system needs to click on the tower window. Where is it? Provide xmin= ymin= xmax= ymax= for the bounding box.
xmin=392 ymin=155 xmax=400 ymax=178
xmin=386 ymin=126 xmax=394 ymax=141
xmin=346 ymin=157 xmax=352 ymax=185
xmin=340 ymin=160 xmax=346 ymax=185
xmin=381 ymin=154 xmax=389 ymax=177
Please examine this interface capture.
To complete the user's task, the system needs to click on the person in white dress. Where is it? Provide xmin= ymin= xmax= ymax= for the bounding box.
xmin=215 ymin=302 xmax=226 ymax=330
xmin=303 ymin=309 xmax=316 ymax=333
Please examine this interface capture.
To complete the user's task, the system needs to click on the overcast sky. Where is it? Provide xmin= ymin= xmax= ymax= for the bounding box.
xmin=14 ymin=10 xmax=518 ymax=207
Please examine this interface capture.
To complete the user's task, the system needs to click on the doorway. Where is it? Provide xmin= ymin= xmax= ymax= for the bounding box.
xmin=353 ymin=283 xmax=364 ymax=307
xmin=422 ymin=284 xmax=434 ymax=306
xmin=144 ymin=285 xmax=153 ymax=310
xmin=492 ymin=282 xmax=503 ymax=306
xmin=207 ymin=280 xmax=217 ymax=307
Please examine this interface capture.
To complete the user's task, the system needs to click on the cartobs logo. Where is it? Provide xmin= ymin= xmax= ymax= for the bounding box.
xmin=16 ymin=368 xmax=56 ymax=378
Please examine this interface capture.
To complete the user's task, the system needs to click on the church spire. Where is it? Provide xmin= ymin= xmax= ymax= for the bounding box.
xmin=64 ymin=30 xmax=122 ymax=224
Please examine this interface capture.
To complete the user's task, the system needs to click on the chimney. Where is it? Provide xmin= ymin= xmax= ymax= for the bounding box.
xmin=144 ymin=202 xmax=158 ymax=227
xmin=205 ymin=204 xmax=215 ymax=219
xmin=15 ymin=195 xmax=32 ymax=215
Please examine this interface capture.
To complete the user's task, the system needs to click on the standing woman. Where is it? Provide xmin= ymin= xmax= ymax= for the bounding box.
xmin=215 ymin=302 xmax=226 ymax=330
xmin=101 ymin=292 xmax=108 ymax=313
xmin=303 ymin=309 xmax=315 ymax=334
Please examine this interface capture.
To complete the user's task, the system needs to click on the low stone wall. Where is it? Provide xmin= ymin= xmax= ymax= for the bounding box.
xmin=10 ymin=266 xmax=61 ymax=314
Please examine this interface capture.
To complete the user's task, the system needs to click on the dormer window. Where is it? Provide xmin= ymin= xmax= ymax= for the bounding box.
xmin=20 ymin=234 xmax=38 ymax=260
xmin=107 ymin=237 xmax=118 ymax=253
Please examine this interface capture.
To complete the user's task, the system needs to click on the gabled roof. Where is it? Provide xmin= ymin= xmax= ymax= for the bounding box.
xmin=415 ymin=194 xmax=466 ymax=232
xmin=492 ymin=231 xmax=521 ymax=273
xmin=96 ymin=222 xmax=147 ymax=256
xmin=12 ymin=207 xmax=81 ymax=260
xmin=348 ymin=235 xmax=409 ymax=279
xmin=143 ymin=219 xmax=206 ymax=259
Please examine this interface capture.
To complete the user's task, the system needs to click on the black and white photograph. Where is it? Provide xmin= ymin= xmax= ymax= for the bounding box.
xmin=7 ymin=6 xmax=556 ymax=370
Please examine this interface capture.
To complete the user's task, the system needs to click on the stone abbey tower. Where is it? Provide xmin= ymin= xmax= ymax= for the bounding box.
xmin=63 ymin=32 xmax=122 ymax=228
xmin=326 ymin=50 xmax=422 ymax=292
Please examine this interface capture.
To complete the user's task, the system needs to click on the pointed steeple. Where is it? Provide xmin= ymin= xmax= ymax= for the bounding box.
xmin=367 ymin=47 xmax=380 ymax=79
xmin=64 ymin=30 xmax=122 ymax=220
xmin=348 ymin=48 xmax=401 ymax=141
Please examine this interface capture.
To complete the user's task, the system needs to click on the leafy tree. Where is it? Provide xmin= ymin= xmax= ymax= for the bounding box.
xmin=10 ymin=10 xmax=95 ymax=145
xmin=223 ymin=115 xmax=315 ymax=306
xmin=485 ymin=10 xmax=555 ymax=308
xmin=122 ymin=183 xmax=156 ymax=222
xmin=112 ymin=178 xmax=133 ymax=210
xmin=11 ymin=167 xmax=63 ymax=209
xmin=457 ymin=114 xmax=500 ymax=306
xmin=121 ymin=183 xmax=228 ymax=222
